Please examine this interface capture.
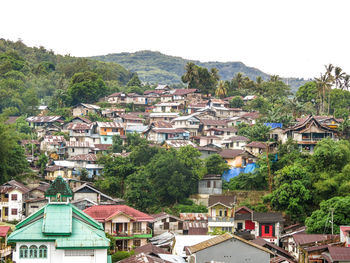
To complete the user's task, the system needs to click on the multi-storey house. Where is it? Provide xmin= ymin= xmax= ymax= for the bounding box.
xmin=72 ymin=103 xmax=101 ymax=117
xmin=84 ymin=205 xmax=153 ymax=251
xmin=171 ymin=115 xmax=200 ymax=136
xmin=96 ymin=122 xmax=125 ymax=144
xmin=207 ymin=195 xmax=235 ymax=233
xmin=0 ymin=180 xmax=30 ymax=222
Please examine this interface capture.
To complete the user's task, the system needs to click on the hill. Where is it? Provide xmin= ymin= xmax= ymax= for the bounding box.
xmin=89 ymin=50 xmax=307 ymax=91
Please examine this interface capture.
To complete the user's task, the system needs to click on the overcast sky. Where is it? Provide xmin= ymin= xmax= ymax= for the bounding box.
xmin=1 ymin=0 xmax=349 ymax=79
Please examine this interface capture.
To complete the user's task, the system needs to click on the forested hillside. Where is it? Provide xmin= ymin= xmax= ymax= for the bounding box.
xmin=89 ymin=50 xmax=307 ymax=91
xmin=0 ymin=39 xmax=133 ymax=115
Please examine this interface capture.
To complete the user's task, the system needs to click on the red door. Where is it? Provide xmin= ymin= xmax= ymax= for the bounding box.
xmin=261 ymin=225 xmax=273 ymax=237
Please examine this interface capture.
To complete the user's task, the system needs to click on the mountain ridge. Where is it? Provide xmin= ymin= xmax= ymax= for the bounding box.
xmin=89 ymin=50 xmax=307 ymax=91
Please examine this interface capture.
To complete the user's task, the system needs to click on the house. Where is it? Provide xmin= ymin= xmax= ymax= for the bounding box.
xmin=171 ymin=115 xmax=200 ymax=136
xmin=243 ymin=95 xmax=257 ymax=103
xmin=227 ymin=116 xmax=252 ymax=126
xmin=179 ymin=213 xmax=208 ymax=235
xmin=207 ymin=195 xmax=236 ymax=233
xmin=151 ymin=212 xmax=184 ymax=236
xmin=83 ymin=205 xmax=153 ymax=251
xmin=0 ymin=180 xmax=30 ymax=222
xmin=163 ymin=140 xmax=196 ymax=149
xmin=234 ymin=206 xmax=285 ymax=245
xmin=118 ymin=252 xmax=174 ymax=263
xmin=222 ymin=135 xmax=249 ymax=149
xmin=290 ymin=233 xmax=339 ymax=262
xmin=205 ymin=127 xmax=238 ymax=139
xmin=283 ymin=115 xmax=338 ymax=152
xmin=252 ymin=237 xmax=295 ymax=262
xmin=171 ymin=89 xmax=199 ymax=102
xmin=244 ymin=141 xmax=268 ymax=155
xmin=96 ymin=121 xmax=125 ymax=144
xmin=155 ymin=84 xmax=170 ymax=91
xmin=146 ymin=128 xmax=190 ymax=144
xmin=241 ymin=111 xmax=260 ymax=124
xmin=101 ymin=108 xmax=125 ymax=119
xmin=40 ymin=135 xmax=66 ymax=158
xmin=72 ymin=183 xmax=123 ymax=210
xmin=25 ymin=198 xmax=48 ymax=217
xmin=0 ymin=226 xmax=12 ymax=259
xmin=153 ymin=102 xmax=183 ymax=113
xmin=198 ymin=174 xmax=222 ymax=195
xmin=120 ymin=113 xmax=145 ymax=126
xmin=66 ymin=141 xmax=93 ymax=158
xmin=68 ymin=154 xmax=103 ymax=178
xmin=322 ymin=246 xmax=350 ymax=263
xmin=186 ymin=232 xmax=272 ymax=263
xmin=8 ymin=176 xmax=110 ymax=263
xmin=149 ymin=113 xmax=179 ymax=122
xmin=45 ymin=165 xmax=74 ymax=181
xmin=199 ymin=119 xmax=227 ymax=133
xmin=26 ymin=116 xmax=64 ymax=138
xmin=72 ymin=103 xmax=101 ymax=116
xmin=195 ymin=146 xmax=220 ymax=159
xmin=219 ymin=149 xmax=257 ymax=168
xmin=187 ymin=103 xmax=207 ymax=114
xmin=66 ymin=122 xmax=99 ymax=144
xmin=160 ymin=94 xmax=173 ymax=103
xmin=198 ymin=135 xmax=222 ymax=147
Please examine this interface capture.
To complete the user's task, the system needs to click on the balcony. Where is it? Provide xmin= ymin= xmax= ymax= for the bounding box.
xmin=113 ymin=227 xmax=152 ymax=239
xmin=208 ymin=217 xmax=235 ymax=222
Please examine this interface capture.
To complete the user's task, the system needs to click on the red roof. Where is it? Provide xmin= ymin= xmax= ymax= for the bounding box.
xmin=293 ymin=234 xmax=338 ymax=246
xmin=83 ymin=205 xmax=154 ymax=222
xmin=173 ymin=88 xmax=197 ymax=96
xmin=245 ymin=141 xmax=267 ymax=149
xmin=0 ymin=226 xmax=11 ymax=237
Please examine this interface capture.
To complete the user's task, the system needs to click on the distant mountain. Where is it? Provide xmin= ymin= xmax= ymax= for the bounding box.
xmin=89 ymin=50 xmax=307 ymax=92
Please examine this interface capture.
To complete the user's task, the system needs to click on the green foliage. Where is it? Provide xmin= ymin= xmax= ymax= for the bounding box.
xmin=67 ymin=71 xmax=107 ymax=105
xmin=0 ymin=121 xmax=28 ymax=183
xmin=172 ymin=200 xmax=208 ymax=213
xmin=224 ymin=172 xmax=268 ymax=191
xmin=127 ymin=74 xmax=142 ymax=87
xmin=205 ymin=154 xmax=229 ymax=175
xmin=37 ymin=154 xmax=48 ymax=175
xmin=237 ymin=122 xmax=270 ymax=142
xmin=265 ymin=180 xmax=311 ymax=222
xmin=112 ymin=250 xmax=134 ymax=262
xmin=229 ymin=96 xmax=244 ymax=108
xmin=306 ymin=196 xmax=350 ymax=234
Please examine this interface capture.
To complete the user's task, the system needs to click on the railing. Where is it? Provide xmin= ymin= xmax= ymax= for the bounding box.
xmin=113 ymin=227 xmax=152 ymax=237
xmin=208 ymin=217 xmax=235 ymax=222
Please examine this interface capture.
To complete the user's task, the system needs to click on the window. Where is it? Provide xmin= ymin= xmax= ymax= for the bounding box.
xmin=236 ymin=142 xmax=239 ymax=146
xmin=265 ymin=225 xmax=270 ymax=234
xmin=213 ymin=181 xmax=216 ymax=188
xmin=133 ymin=239 xmax=141 ymax=247
xmin=31 ymin=205 xmax=39 ymax=209
xmin=11 ymin=194 xmax=17 ymax=201
xmin=65 ymin=250 xmax=94 ymax=256
xmin=29 ymin=245 xmax=38 ymax=258
xmin=39 ymin=245 xmax=47 ymax=258
xmin=72 ymin=148 xmax=75 ymax=153
xmin=237 ymin=222 xmax=243 ymax=230
xmin=20 ymin=245 xmax=28 ymax=258
xmin=219 ymin=210 xmax=223 ymax=217
xmin=224 ymin=210 xmax=227 ymax=217
xmin=207 ymin=181 xmax=211 ymax=188
xmin=133 ymin=222 xmax=142 ymax=232
xmin=11 ymin=208 xmax=17 ymax=215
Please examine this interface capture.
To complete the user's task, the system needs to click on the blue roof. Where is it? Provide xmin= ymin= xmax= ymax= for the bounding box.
xmin=264 ymin=123 xmax=283 ymax=129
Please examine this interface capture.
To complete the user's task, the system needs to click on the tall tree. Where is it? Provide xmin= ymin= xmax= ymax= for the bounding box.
xmin=181 ymin=62 xmax=198 ymax=89
xmin=215 ymin=80 xmax=227 ymax=98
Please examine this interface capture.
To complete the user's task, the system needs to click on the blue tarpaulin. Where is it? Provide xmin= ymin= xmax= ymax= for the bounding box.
xmin=264 ymin=123 xmax=283 ymax=129
xmin=222 ymin=163 xmax=258 ymax=182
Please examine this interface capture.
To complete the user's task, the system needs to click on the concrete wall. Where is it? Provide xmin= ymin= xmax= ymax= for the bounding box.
xmin=74 ymin=192 xmax=98 ymax=203
xmin=14 ymin=242 xmax=107 ymax=263
xmin=193 ymin=238 xmax=270 ymax=263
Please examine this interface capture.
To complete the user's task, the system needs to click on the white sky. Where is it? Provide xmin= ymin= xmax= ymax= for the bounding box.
xmin=1 ymin=0 xmax=349 ymax=79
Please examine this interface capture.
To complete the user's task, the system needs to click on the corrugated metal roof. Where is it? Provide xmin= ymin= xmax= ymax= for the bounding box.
xmin=97 ymin=122 xmax=124 ymax=128
xmin=42 ymin=205 xmax=72 ymax=235
xmin=26 ymin=116 xmax=62 ymax=123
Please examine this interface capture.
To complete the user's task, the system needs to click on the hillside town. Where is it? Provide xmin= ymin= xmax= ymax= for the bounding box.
xmin=1 ymin=79 xmax=350 ymax=263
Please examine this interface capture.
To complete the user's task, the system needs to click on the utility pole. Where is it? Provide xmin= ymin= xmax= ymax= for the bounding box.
xmin=330 ymin=208 xmax=335 ymax=235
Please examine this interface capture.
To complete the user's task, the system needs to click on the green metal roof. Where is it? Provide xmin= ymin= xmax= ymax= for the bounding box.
xmin=45 ymin=176 xmax=73 ymax=197
xmin=8 ymin=203 xmax=109 ymax=249
xmin=8 ymin=217 xmax=109 ymax=249
xmin=42 ymin=204 xmax=72 ymax=235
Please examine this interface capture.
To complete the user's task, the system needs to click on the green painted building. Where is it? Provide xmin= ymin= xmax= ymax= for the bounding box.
xmin=8 ymin=176 xmax=111 ymax=263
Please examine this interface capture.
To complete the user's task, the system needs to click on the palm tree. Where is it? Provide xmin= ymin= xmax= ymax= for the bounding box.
xmin=270 ymin=75 xmax=281 ymax=82
xmin=215 ymin=80 xmax=227 ymax=98
xmin=334 ymin=66 xmax=346 ymax=89
xmin=182 ymin=62 xmax=198 ymax=89
xmin=255 ymin=76 xmax=264 ymax=95
xmin=343 ymin=75 xmax=350 ymax=90
xmin=234 ymin=73 xmax=244 ymax=89
xmin=315 ymin=73 xmax=333 ymax=115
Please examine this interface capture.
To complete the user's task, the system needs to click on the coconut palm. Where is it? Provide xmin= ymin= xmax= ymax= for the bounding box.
xmin=343 ymin=75 xmax=350 ymax=90
xmin=181 ymin=62 xmax=198 ymax=89
xmin=215 ymin=80 xmax=227 ymax=98
xmin=234 ymin=72 xmax=244 ymax=89
xmin=315 ymin=73 xmax=333 ymax=114
xmin=334 ymin=66 xmax=346 ymax=89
